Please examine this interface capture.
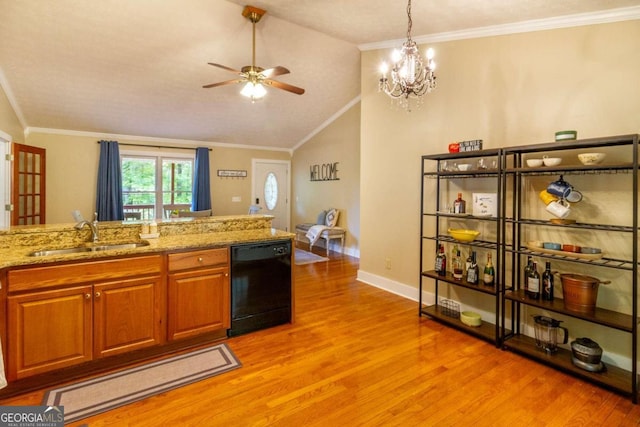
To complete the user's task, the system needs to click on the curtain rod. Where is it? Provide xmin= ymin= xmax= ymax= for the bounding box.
xmin=97 ymin=141 xmax=212 ymax=151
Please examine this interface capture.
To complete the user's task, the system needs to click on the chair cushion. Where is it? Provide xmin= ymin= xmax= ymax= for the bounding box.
xmin=325 ymin=208 xmax=339 ymax=227
xmin=316 ymin=210 xmax=327 ymax=225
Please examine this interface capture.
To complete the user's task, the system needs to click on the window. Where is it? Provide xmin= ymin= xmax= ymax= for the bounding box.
xmin=121 ymin=152 xmax=194 ymax=220
xmin=264 ymin=172 xmax=278 ymax=211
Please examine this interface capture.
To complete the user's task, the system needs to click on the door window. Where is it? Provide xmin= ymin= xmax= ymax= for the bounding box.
xmin=264 ymin=172 xmax=278 ymax=211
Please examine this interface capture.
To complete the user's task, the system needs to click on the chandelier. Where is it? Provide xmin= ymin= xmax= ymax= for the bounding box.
xmin=379 ymin=0 xmax=436 ymax=111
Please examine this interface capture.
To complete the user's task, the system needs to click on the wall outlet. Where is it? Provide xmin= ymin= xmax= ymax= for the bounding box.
xmin=231 ymin=196 xmax=241 ymax=202
xmin=385 ymin=258 xmax=391 ymax=270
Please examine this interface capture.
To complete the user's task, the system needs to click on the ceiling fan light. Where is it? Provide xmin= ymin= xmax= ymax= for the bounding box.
xmin=240 ymin=82 xmax=266 ymax=100
xmin=253 ymin=82 xmax=267 ymax=98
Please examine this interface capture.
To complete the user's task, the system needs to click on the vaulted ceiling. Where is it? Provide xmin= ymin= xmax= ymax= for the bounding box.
xmin=1 ymin=0 xmax=638 ymax=150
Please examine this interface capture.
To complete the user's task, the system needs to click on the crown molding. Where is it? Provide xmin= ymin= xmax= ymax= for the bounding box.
xmin=292 ymin=95 xmax=361 ymax=152
xmin=0 ymin=67 xmax=28 ymax=131
xmin=24 ymin=127 xmax=292 ymax=153
xmin=359 ymin=5 xmax=640 ymax=51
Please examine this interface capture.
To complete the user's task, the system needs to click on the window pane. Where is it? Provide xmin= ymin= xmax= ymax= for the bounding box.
xmin=162 ymin=158 xmax=193 ymax=206
xmin=122 ymin=157 xmax=156 ymax=191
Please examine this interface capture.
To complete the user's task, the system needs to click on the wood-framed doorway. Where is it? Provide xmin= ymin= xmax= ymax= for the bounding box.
xmin=12 ymin=143 xmax=46 ymax=225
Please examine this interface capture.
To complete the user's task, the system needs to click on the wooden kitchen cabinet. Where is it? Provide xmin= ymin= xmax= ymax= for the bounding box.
xmin=167 ymin=248 xmax=230 ymax=341
xmin=8 ymin=285 xmax=93 ymax=380
xmin=6 ymin=255 xmax=163 ymax=380
xmin=93 ymin=275 xmax=163 ymax=358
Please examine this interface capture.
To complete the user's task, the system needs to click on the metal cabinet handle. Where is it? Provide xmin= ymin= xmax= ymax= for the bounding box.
xmin=95 ymin=291 xmax=102 ymax=298
xmin=198 ymin=257 xmax=204 ymax=263
xmin=85 ymin=293 xmax=91 ymax=300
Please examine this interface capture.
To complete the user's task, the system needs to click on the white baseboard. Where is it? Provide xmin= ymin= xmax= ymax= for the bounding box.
xmin=356 ymin=269 xmax=427 ymax=302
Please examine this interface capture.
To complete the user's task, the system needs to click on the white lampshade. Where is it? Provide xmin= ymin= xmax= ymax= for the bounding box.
xmin=240 ymin=82 xmax=266 ymax=100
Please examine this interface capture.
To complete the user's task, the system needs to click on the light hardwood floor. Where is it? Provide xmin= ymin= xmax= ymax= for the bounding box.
xmin=2 ymin=245 xmax=640 ymax=426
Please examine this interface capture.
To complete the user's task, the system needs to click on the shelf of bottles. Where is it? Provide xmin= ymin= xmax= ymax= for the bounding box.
xmin=419 ymin=148 xmax=504 ymax=346
xmin=500 ymin=134 xmax=640 ymax=402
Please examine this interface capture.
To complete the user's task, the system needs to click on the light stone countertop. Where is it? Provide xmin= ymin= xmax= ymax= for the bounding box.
xmin=0 ymin=216 xmax=294 ymax=269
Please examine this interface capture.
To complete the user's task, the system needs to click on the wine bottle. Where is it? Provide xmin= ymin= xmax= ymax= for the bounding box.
xmin=435 ymin=245 xmax=447 ymax=276
xmin=483 ymin=253 xmax=495 ymax=286
xmin=453 ymin=250 xmax=464 ymax=280
xmin=466 ymin=251 xmax=479 ymax=285
xmin=523 ymin=256 xmax=533 ymax=288
xmin=526 ymin=261 xmax=541 ymax=300
xmin=453 ymin=192 xmax=466 ymax=213
xmin=542 ymin=261 xmax=554 ymax=300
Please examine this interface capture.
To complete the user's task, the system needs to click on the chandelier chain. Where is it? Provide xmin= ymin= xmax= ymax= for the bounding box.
xmin=406 ymin=0 xmax=413 ymax=41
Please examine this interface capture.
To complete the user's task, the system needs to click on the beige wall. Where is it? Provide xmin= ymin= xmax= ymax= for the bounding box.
xmin=25 ymin=131 xmax=290 ymax=224
xmin=360 ymin=21 xmax=640 ymax=367
xmin=292 ymin=102 xmax=360 ymax=256
xmin=211 ymin=146 xmax=290 ymax=217
xmin=360 ymin=20 xmax=640 ymax=286
xmin=0 ymin=85 xmax=24 ymax=143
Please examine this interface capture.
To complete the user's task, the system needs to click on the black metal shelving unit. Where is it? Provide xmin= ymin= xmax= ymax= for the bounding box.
xmin=501 ymin=134 xmax=640 ymax=403
xmin=419 ymin=149 xmax=506 ymax=346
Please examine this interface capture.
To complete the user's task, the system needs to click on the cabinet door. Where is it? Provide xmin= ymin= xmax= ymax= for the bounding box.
xmin=93 ymin=275 xmax=163 ymax=358
xmin=167 ymin=267 xmax=230 ymax=341
xmin=7 ymin=285 xmax=92 ymax=380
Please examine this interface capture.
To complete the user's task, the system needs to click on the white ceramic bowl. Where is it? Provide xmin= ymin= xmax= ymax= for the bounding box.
xmin=543 ymin=157 xmax=562 ymax=166
xmin=526 ymin=159 xmax=543 ymax=167
xmin=578 ymin=152 xmax=606 ymax=165
xmin=457 ymin=164 xmax=472 ymax=171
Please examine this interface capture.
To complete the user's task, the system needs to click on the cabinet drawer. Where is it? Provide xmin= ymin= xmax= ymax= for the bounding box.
xmin=168 ymin=248 xmax=228 ymax=271
xmin=8 ymin=255 xmax=163 ymax=292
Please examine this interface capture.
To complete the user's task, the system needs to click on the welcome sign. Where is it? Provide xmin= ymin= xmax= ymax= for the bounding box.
xmin=310 ymin=162 xmax=339 ymax=182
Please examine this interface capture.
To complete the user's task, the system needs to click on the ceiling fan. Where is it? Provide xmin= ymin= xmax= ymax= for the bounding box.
xmin=203 ymin=5 xmax=305 ymax=101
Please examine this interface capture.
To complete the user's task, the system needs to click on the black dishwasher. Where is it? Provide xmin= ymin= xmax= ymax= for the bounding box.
xmin=228 ymin=240 xmax=292 ymax=337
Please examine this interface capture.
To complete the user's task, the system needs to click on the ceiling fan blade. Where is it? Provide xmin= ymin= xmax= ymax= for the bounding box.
xmin=264 ymin=79 xmax=305 ymax=95
xmin=207 ymin=62 xmax=242 ymax=74
xmin=202 ymin=78 xmax=245 ymax=89
xmin=261 ymin=66 xmax=290 ymax=78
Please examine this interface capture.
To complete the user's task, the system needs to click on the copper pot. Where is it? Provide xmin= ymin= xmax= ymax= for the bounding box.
xmin=557 ymin=273 xmax=610 ymax=314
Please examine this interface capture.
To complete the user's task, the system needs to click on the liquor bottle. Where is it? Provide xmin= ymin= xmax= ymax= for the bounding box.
xmin=483 ymin=253 xmax=495 ymax=286
xmin=453 ymin=192 xmax=466 ymax=213
xmin=466 ymin=251 xmax=479 ymax=284
xmin=452 ymin=250 xmax=464 ymax=280
xmin=465 ymin=251 xmax=473 ymax=276
xmin=435 ymin=245 xmax=447 ymax=276
xmin=542 ymin=261 xmax=554 ymax=301
xmin=526 ymin=261 xmax=541 ymax=300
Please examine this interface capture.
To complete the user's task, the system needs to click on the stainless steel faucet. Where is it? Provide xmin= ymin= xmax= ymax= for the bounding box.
xmin=75 ymin=212 xmax=99 ymax=242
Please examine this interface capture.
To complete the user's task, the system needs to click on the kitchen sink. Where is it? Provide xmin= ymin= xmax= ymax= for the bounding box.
xmin=28 ymin=241 xmax=150 ymax=257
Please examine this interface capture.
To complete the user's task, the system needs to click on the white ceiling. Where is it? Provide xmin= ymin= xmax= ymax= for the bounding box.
xmin=1 ymin=0 xmax=639 ymax=150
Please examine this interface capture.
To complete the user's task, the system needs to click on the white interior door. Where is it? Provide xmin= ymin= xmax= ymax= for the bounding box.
xmin=252 ymin=159 xmax=290 ymax=231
